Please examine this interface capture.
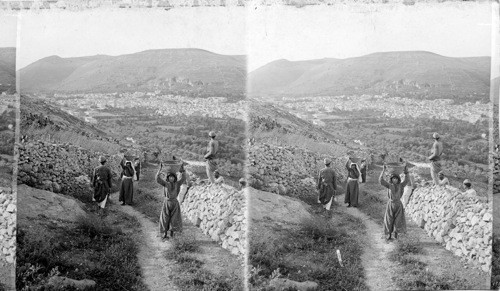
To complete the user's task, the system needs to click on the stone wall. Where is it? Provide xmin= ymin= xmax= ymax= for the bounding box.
xmin=406 ymin=185 xmax=492 ymax=272
xmin=0 ymin=185 xmax=15 ymax=264
xmin=247 ymin=143 xmax=351 ymax=198
xmin=17 ymin=140 xmax=124 ymax=198
xmin=181 ymin=183 xmax=246 ymax=257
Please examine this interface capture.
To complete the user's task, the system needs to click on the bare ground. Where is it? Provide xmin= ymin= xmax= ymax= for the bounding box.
xmin=340 ymin=205 xmax=399 ymax=291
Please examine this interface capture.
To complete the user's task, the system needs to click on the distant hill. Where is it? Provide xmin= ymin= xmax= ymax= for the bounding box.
xmin=0 ymin=47 xmax=16 ymax=94
xmin=19 ymin=49 xmax=246 ymax=97
xmin=249 ymin=51 xmax=491 ymax=100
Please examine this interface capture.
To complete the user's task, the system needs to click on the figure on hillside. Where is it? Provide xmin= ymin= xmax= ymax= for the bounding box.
xmin=428 ymin=132 xmax=443 ymax=186
xmin=156 ymin=162 xmax=186 ymax=240
xmin=238 ymin=178 xmax=247 ymax=190
xmin=204 ymin=131 xmax=219 ymax=184
xmin=119 ymin=157 xmax=136 ymax=205
xmin=438 ymin=171 xmax=450 ymax=186
xmin=380 ymin=164 xmax=408 ymax=240
xmin=213 ymin=170 xmax=225 ymax=184
xmin=400 ymin=172 xmax=415 ymax=208
xmin=317 ymin=158 xmax=337 ymax=212
xmin=360 ymin=160 xmax=367 ymax=183
xmin=462 ymin=179 xmax=477 ymax=199
xmin=134 ymin=158 xmax=141 ymax=181
xmin=178 ymin=164 xmax=190 ymax=203
xmin=91 ymin=156 xmax=112 ymax=210
xmin=344 ymin=158 xmax=361 ymax=207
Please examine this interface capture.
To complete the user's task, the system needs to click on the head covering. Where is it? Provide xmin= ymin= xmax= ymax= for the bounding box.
xmin=209 ymin=131 xmax=216 ymax=137
xmin=433 ymin=132 xmax=440 ymax=139
xmin=99 ymin=156 xmax=106 ymax=163
xmin=214 ymin=170 xmax=219 ymax=174
xmin=324 ymin=158 xmax=332 ymax=165
xmin=463 ymin=179 xmax=471 ymax=187
xmin=438 ymin=171 xmax=444 ymax=176
xmin=390 ymin=173 xmax=401 ymax=184
xmin=239 ymin=178 xmax=246 ymax=186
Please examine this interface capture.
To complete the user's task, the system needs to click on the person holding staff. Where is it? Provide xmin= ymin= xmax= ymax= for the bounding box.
xmin=317 ymin=158 xmax=337 ymax=211
xmin=91 ymin=156 xmax=112 ymax=210
xmin=379 ymin=164 xmax=408 ymax=240
xmin=156 ymin=161 xmax=186 ymax=240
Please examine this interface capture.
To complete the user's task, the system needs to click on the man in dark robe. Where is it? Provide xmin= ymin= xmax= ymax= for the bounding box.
xmin=92 ymin=156 xmax=112 ymax=209
xmin=317 ymin=158 xmax=337 ymax=211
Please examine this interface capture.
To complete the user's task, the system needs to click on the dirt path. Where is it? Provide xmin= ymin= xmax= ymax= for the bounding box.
xmin=109 ymin=194 xmax=179 ymax=291
xmin=340 ymin=205 xmax=399 ymax=291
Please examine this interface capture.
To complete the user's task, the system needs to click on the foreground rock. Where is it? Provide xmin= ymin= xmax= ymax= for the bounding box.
xmin=406 ymin=185 xmax=492 ymax=273
xmin=17 ymin=184 xmax=87 ymax=224
xmin=249 ymin=187 xmax=313 ymax=227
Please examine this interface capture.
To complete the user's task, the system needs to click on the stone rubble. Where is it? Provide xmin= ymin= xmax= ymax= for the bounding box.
xmin=0 ymin=186 xmax=16 ymax=264
xmin=181 ymin=183 xmax=246 ymax=258
xmin=248 ymin=143 xmax=355 ymax=198
xmin=406 ymin=185 xmax=492 ymax=273
xmin=17 ymin=140 xmax=124 ymax=198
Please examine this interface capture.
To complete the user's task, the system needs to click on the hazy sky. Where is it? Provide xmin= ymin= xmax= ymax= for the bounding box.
xmin=248 ymin=2 xmax=493 ymax=72
xmin=0 ymin=14 xmax=17 ymax=48
xmin=17 ymin=7 xmax=246 ymax=69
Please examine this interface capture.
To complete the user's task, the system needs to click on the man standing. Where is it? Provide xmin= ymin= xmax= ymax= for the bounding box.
xmin=317 ymin=158 xmax=337 ymax=211
xmin=428 ymin=132 xmax=443 ymax=186
xmin=92 ymin=156 xmax=112 ymax=210
xmin=204 ymin=131 xmax=219 ymax=184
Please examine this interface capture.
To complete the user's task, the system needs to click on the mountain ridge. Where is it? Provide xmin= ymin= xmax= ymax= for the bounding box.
xmin=249 ymin=51 xmax=491 ymax=100
xmin=19 ymin=49 xmax=246 ymax=97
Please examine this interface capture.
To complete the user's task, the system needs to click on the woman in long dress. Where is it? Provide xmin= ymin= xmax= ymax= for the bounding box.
xmin=119 ymin=158 xmax=136 ymax=205
xmin=344 ymin=159 xmax=361 ymax=207
xmin=379 ymin=165 xmax=408 ymax=240
xmin=156 ymin=162 xmax=186 ymax=239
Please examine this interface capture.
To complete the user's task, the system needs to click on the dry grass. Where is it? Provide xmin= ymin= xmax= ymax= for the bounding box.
xmin=388 ymin=235 xmax=469 ymax=290
xmin=249 ymin=212 xmax=367 ymax=291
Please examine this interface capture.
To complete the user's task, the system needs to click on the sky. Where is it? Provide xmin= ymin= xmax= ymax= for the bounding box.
xmin=247 ymin=2 xmax=494 ymax=72
xmin=17 ymin=7 xmax=246 ymax=69
xmin=0 ymin=14 xmax=17 ymax=48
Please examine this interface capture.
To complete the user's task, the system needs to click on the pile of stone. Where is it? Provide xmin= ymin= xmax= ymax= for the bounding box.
xmin=181 ymin=183 xmax=246 ymax=257
xmin=0 ymin=186 xmax=16 ymax=264
xmin=406 ymin=185 xmax=492 ymax=272
xmin=17 ymin=140 xmax=124 ymax=198
xmin=247 ymin=143 xmax=350 ymax=198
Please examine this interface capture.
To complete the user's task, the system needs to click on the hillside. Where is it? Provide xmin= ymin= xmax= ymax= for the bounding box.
xmin=20 ymin=96 xmax=111 ymax=139
xmin=249 ymin=51 xmax=490 ymax=101
xmin=0 ymin=47 xmax=16 ymax=94
xmin=19 ymin=49 xmax=246 ymax=97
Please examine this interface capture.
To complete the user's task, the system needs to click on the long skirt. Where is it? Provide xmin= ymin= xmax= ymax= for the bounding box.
xmin=119 ymin=178 xmax=134 ymax=204
xmin=344 ymin=179 xmax=359 ymax=207
xmin=384 ymin=200 xmax=407 ymax=235
xmin=159 ymin=198 xmax=182 ymax=234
